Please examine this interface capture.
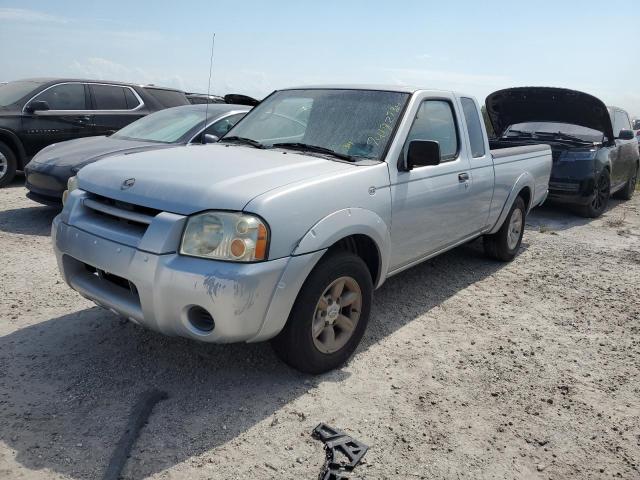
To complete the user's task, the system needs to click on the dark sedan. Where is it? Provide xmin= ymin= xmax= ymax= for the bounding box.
xmin=25 ymin=103 xmax=250 ymax=205
xmin=487 ymin=87 xmax=639 ymax=217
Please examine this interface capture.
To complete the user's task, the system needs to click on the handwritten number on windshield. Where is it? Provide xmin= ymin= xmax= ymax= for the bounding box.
xmin=367 ymin=103 xmax=402 ymax=147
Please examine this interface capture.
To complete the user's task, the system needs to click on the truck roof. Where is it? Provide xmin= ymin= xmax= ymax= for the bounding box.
xmin=281 ymin=84 xmax=456 ymax=95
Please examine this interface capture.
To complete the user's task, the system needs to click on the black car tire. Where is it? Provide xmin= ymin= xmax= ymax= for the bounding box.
xmin=483 ymin=196 xmax=526 ymax=262
xmin=271 ymin=250 xmax=373 ymax=374
xmin=578 ymin=169 xmax=610 ymax=218
xmin=615 ymin=164 xmax=638 ymax=201
xmin=0 ymin=141 xmax=17 ymax=188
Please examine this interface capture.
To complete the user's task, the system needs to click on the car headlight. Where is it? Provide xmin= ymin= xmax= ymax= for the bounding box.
xmin=180 ymin=211 xmax=269 ymax=262
xmin=62 ymin=175 xmax=79 ymax=205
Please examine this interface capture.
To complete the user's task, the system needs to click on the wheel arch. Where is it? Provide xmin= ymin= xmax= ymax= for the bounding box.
xmin=488 ymin=172 xmax=535 ymax=235
xmin=292 ymin=208 xmax=390 ymax=289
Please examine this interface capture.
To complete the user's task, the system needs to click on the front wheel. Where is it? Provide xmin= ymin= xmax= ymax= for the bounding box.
xmin=483 ymin=196 xmax=526 ymax=262
xmin=578 ymin=170 xmax=610 ymax=218
xmin=0 ymin=141 xmax=17 ymax=188
xmin=271 ymin=251 xmax=373 ymax=374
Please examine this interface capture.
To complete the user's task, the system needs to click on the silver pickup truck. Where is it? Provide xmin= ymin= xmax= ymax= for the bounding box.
xmin=53 ymin=86 xmax=552 ymax=373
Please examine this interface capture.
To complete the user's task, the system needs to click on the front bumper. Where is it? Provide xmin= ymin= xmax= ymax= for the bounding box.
xmin=24 ymin=161 xmax=71 ymax=203
xmin=547 ymin=176 xmax=596 ymax=206
xmin=546 ymin=157 xmax=599 ymax=206
xmin=52 ymin=215 xmax=324 ymax=343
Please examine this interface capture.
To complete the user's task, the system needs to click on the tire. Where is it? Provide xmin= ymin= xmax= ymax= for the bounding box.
xmin=578 ymin=170 xmax=610 ymax=218
xmin=271 ymin=250 xmax=373 ymax=374
xmin=615 ymin=164 xmax=638 ymax=201
xmin=0 ymin=141 xmax=17 ymax=188
xmin=483 ymin=196 xmax=526 ymax=262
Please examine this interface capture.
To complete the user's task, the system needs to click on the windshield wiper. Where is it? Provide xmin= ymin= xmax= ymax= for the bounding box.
xmin=271 ymin=143 xmax=355 ymax=161
xmin=534 ymin=131 xmax=592 ymax=144
xmin=219 ymin=136 xmax=267 ymax=149
xmin=504 ymin=129 xmax=533 ymax=137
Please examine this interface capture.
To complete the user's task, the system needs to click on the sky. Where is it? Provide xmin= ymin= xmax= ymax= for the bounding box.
xmin=1 ymin=0 xmax=638 ymax=117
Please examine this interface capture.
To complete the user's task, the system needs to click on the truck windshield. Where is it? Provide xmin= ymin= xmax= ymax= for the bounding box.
xmin=112 ymin=107 xmax=207 ymax=143
xmin=0 ymin=80 xmax=46 ymax=107
xmin=506 ymin=122 xmax=603 ymax=143
xmin=223 ymin=89 xmax=409 ymax=160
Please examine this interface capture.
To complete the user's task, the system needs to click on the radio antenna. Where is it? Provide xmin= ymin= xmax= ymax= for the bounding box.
xmin=202 ymin=33 xmax=216 ymax=144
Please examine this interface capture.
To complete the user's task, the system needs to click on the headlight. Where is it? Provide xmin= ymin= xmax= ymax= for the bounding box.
xmin=62 ymin=175 xmax=79 ymax=205
xmin=180 ymin=211 xmax=269 ymax=262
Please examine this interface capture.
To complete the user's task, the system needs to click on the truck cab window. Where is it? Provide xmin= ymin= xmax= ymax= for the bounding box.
xmin=405 ymin=100 xmax=458 ymax=162
xmin=615 ymin=110 xmax=631 ymax=135
xmin=461 ymin=97 xmax=486 ymax=158
xmin=33 ymin=83 xmax=86 ymax=110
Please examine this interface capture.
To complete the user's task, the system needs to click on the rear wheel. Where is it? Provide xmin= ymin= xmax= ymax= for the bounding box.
xmin=615 ymin=164 xmax=638 ymax=201
xmin=271 ymin=250 xmax=373 ymax=374
xmin=483 ymin=196 xmax=526 ymax=262
xmin=0 ymin=141 xmax=17 ymax=188
xmin=578 ymin=170 xmax=610 ymax=218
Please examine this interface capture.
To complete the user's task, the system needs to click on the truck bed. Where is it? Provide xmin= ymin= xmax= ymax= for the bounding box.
xmin=490 ymin=143 xmax=552 ymax=158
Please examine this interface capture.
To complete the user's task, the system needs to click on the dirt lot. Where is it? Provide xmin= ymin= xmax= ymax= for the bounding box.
xmin=0 ymin=177 xmax=639 ymax=480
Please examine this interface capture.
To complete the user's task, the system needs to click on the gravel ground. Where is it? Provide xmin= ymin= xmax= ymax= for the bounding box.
xmin=1 ymin=177 xmax=639 ymax=480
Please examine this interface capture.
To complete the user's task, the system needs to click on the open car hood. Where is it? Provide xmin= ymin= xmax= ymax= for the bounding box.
xmin=486 ymin=87 xmax=614 ymax=141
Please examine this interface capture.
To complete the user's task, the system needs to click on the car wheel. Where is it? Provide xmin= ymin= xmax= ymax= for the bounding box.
xmin=615 ymin=164 xmax=638 ymax=201
xmin=483 ymin=196 xmax=526 ymax=262
xmin=578 ymin=170 xmax=610 ymax=218
xmin=271 ymin=250 xmax=373 ymax=374
xmin=0 ymin=141 xmax=17 ymax=188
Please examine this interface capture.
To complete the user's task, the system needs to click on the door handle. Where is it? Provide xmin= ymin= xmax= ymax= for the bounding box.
xmin=75 ymin=115 xmax=92 ymax=123
xmin=458 ymin=172 xmax=470 ymax=182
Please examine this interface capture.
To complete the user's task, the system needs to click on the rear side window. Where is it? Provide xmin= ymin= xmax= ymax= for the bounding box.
xmin=614 ymin=110 xmax=631 ymax=134
xmin=145 ymin=88 xmax=189 ymax=107
xmin=33 ymin=83 xmax=86 ymax=110
xmin=124 ymin=88 xmax=141 ymax=109
xmin=405 ymin=100 xmax=459 ymax=162
xmin=91 ymin=85 xmax=129 ymax=110
xmin=460 ymin=97 xmax=486 ymax=157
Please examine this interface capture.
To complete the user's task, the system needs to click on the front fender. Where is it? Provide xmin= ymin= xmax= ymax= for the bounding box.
xmin=292 ymin=207 xmax=391 ymax=288
xmin=488 ymin=172 xmax=535 ymax=234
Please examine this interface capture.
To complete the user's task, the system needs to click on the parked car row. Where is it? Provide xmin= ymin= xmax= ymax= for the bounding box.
xmin=0 ymin=78 xmax=258 ymax=187
xmin=5 ymin=77 xmax=638 ymax=373
xmin=25 ymin=103 xmax=250 ymax=204
xmin=0 ymin=78 xmax=191 ymax=186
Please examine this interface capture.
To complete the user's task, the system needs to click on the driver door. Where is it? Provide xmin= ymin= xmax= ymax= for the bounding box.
xmin=388 ymin=94 xmax=479 ymax=271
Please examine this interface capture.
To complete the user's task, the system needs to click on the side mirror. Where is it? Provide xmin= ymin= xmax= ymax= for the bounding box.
xmin=25 ymin=100 xmax=50 ymax=113
xmin=617 ymin=129 xmax=635 ymax=141
xmin=203 ymin=134 xmax=219 ymax=144
xmin=402 ymin=140 xmax=441 ymax=171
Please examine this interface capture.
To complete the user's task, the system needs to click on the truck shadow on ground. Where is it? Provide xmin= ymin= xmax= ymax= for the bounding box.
xmin=0 ymin=240 xmax=506 ymax=479
xmin=526 ymin=199 xmax=625 ymax=232
xmin=0 ymin=205 xmax=59 ymax=236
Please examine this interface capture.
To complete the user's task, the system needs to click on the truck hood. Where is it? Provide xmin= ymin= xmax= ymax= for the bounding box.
xmin=31 ymin=136 xmax=175 ymax=167
xmin=77 ymin=144 xmax=354 ymax=215
xmin=486 ymin=87 xmax=614 ymax=141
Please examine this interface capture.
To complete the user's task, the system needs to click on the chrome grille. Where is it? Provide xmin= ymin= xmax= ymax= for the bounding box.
xmin=82 ymin=193 xmax=160 ymax=232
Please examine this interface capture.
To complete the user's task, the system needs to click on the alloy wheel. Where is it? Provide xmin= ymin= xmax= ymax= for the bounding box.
xmin=312 ymin=276 xmax=362 ymax=354
xmin=591 ymin=174 xmax=609 ymax=212
xmin=506 ymin=208 xmax=523 ymax=250
xmin=0 ymin=152 xmax=7 ymax=179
